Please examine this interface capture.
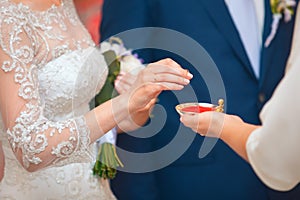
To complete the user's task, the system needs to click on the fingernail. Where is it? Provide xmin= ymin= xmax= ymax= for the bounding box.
xmin=177 ymin=85 xmax=184 ymax=90
xmin=187 ymin=72 xmax=193 ymax=79
xmin=184 ymin=78 xmax=190 ymax=84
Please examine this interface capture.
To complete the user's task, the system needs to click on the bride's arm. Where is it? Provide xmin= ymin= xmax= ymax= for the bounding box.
xmin=0 ymin=20 xmax=191 ymax=172
xmin=112 ymin=72 xmax=157 ymax=133
xmin=0 ymin=55 xmax=190 ymax=173
xmin=0 ymin=52 xmax=126 ymax=172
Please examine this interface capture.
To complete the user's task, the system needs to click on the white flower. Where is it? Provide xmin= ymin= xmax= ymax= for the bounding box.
xmin=100 ymin=37 xmax=145 ymax=75
xmin=120 ymin=55 xmax=144 ymax=75
xmin=100 ymin=41 xmax=130 ymax=56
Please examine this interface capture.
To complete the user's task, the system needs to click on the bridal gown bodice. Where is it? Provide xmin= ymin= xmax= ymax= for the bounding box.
xmin=0 ymin=0 xmax=115 ymax=199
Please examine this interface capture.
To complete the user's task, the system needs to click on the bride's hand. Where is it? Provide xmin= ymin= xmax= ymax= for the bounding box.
xmin=124 ymin=58 xmax=193 ymax=112
xmin=115 ymin=72 xmax=156 ymax=113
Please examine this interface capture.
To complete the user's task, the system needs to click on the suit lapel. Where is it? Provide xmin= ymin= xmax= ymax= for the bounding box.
xmin=200 ymin=0 xmax=257 ymax=80
xmin=259 ymin=0 xmax=274 ymax=87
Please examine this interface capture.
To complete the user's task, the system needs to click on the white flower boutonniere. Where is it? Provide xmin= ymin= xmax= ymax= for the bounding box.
xmin=265 ymin=0 xmax=296 ymax=47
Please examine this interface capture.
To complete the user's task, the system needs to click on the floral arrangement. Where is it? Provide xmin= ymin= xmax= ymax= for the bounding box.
xmin=101 ymin=37 xmax=145 ymax=74
xmin=265 ymin=0 xmax=296 ymax=47
xmin=93 ymin=37 xmax=144 ymax=179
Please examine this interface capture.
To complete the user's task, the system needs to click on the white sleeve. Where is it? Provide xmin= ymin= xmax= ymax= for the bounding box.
xmin=0 ymin=11 xmax=97 ymax=170
xmin=246 ymin=59 xmax=300 ymax=191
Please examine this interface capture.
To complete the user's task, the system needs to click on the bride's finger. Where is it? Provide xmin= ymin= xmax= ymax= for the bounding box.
xmin=115 ymin=76 xmax=131 ymax=87
xmin=146 ymin=63 xmax=193 ymax=80
xmin=115 ymin=83 xmax=131 ymax=94
xmin=158 ymin=58 xmax=192 ymax=78
xmin=121 ymin=73 xmax=136 ymax=86
xmin=155 ymin=82 xmax=185 ymax=91
xmin=153 ymin=73 xmax=190 ymax=85
xmin=138 ymin=69 xmax=191 ymax=87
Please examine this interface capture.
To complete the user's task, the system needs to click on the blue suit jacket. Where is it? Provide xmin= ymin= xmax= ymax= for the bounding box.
xmin=101 ymin=0 xmax=300 ymax=199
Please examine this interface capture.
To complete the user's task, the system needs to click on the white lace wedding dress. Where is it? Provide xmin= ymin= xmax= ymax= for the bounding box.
xmin=0 ymin=0 xmax=116 ymax=199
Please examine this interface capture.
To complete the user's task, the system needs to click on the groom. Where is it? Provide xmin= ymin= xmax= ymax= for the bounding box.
xmin=100 ymin=0 xmax=299 ymax=199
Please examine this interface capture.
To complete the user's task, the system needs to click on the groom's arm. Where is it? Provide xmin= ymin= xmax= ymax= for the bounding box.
xmin=100 ymin=1 xmax=160 ymax=200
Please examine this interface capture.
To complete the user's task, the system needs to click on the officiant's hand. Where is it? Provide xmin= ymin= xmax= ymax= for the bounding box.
xmin=124 ymin=58 xmax=193 ymax=113
xmin=180 ymin=112 xmax=245 ymax=138
xmin=180 ymin=111 xmax=260 ymax=161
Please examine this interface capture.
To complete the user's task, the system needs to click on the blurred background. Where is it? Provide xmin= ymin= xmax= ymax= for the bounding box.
xmin=74 ymin=0 xmax=103 ymax=43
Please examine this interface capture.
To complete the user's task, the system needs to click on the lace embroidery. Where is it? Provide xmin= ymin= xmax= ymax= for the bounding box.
xmin=0 ymin=0 xmax=101 ymax=169
xmin=53 ymin=116 xmax=94 ymax=167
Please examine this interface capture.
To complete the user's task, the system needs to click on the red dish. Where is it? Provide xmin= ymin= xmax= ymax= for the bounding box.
xmin=181 ymin=105 xmax=213 ymax=113
xmin=176 ymin=102 xmax=216 ymax=115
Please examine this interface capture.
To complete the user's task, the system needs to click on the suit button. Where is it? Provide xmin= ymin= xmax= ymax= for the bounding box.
xmin=258 ymin=93 xmax=266 ymax=103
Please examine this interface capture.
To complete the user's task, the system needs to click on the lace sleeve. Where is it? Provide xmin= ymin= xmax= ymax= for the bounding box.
xmin=0 ymin=9 xmax=93 ymax=171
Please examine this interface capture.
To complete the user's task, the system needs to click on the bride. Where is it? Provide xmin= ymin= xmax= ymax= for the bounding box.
xmin=0 ymin=0 xmax=192 ymax=199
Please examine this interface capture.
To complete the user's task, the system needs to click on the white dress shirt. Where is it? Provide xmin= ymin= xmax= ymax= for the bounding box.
xmin=253 ymin=0 xmax=265 ymax=40
xmin=225 ymin=0 xmax=264 ymax=78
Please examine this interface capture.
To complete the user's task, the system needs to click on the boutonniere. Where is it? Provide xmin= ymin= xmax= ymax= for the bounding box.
xmin=265 ymin=0 xmax=296 ymax=47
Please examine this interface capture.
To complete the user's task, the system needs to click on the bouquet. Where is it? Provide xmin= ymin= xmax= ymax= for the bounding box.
xmin=93 ymin=37 xmax=144 ymax=179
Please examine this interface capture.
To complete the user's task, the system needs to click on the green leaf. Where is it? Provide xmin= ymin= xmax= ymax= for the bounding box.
xmin=95 ymin=50 xmax=120 ymax=106
xmin=93 ymin=143 xmax=124 ymax=180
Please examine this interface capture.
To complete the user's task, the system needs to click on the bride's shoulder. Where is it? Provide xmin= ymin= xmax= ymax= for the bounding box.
xmin=0 ymin=0 xmax=21 ymax=10
xmin=0 ymin=1 xmax=37 ymax=73
xmin=0 ymin=0 xmax=35 ymax=43
xmin=0 ymin=0 xmax=37 ymax=40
